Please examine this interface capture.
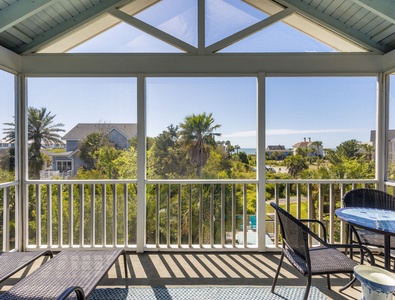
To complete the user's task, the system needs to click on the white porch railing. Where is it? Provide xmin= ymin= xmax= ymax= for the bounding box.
xmin=0 ymin=179 xmax=380 ymax=252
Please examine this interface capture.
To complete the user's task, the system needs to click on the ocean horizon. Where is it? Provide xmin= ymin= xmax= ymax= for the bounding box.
xmin=240 ymin=148 xmax=256 ymax=155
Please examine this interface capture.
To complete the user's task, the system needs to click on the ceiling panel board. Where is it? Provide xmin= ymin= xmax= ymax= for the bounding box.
xmin=338 ymin=4 xmax=361 ymax=23
xmin=43 ymin=6 xmax=66 ymax=23
xmin=359 ymin=16 xmax=386 ymax=34
xmin=331 ymin=1 xmax=353 ymax=19
xmin=68 ymin=0 xmax=88 ymax=13
xmin=324 ymin=0 xmax=346 ymax=16
xmin=352 ymin=11 xmax=376 ymax=30
xmin=35 ymin=11 xmax=59 ymax=28
xmin=51 ymin=3 xmax=73 ymax=20
xmin=60 ymin=1 xmax=80 ymax=16
xmin=20 ymin=18 xmax=45 ymax=35
xmin=345 ymin=7 xmax=369 ymax=26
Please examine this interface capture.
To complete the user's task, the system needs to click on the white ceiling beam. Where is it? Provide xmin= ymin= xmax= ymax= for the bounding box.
xmin=198 ymin=0 xmax=205 ymax=54
xmin=15 ymin=0 xmax=130 ymax=55
xmin=21 ymin=53 xmax=385 ymax=75
xmin=109 ymin=8 xmax=197 ymax=54
xmin=205 ymin=7 xmax=295 ymax=53
xmin=351 ymin=0 xmax=395 ymax=23
xmin=0 ymin=0 xmax=59 ymax=32
xmin=274 ymin=0 xmax=391 ymax=53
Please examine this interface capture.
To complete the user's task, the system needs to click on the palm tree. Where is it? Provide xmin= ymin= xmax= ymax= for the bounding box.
xmin=284 ymin=155 xmax=308 ymax=178
xmin=179 ymin=112 xmax=221 ymax=176
xmin=3 ymin=107 xmax=65 ymax=179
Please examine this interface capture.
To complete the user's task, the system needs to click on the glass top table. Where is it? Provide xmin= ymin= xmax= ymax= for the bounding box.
xmin=335 ymin=207 xmax=395 ymax=270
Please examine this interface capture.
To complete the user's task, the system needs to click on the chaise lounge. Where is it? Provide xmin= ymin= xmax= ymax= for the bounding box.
xmin=0 ymin=250 xmax=53 ymax=284
xmin=0 ymin=249 xmax=127 ymax=300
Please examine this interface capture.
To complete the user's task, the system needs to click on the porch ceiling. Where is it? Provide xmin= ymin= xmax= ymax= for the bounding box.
xmin=0 ymin=0 xmax=394 ymax=56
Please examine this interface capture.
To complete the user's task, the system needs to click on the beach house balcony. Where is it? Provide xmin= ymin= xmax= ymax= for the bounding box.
xmin=1 ymin=1 xmax=395 ymax=299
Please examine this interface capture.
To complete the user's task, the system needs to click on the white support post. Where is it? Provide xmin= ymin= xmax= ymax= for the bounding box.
xmin=257 ymin=72 xmax=266 ymax=252
xmin=136 ymin=74 xmax=146 ymax=253
xmin=16 ymin=75 xmax=28 ymax=251
xmin=376 ymin=73 xmax=387 ymax=190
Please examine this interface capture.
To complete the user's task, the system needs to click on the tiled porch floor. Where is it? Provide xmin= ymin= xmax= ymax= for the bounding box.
xmin=0 ymin=251 xmax=384 ymax=300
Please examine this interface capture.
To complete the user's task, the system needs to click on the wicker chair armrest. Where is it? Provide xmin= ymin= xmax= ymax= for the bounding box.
xmin=327 ymin=243 xmax=375 ymax=266
xmin=57 ymin=286 xmax=86 ymax=300
xmin=300 ymin=219 xmax=328 ymax=243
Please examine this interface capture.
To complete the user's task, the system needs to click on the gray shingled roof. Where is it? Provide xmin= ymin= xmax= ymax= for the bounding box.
xmin=370 ymin=130 xmax=395 ymax=142
xmin=62 ymin=123 xmax=137 ymax=140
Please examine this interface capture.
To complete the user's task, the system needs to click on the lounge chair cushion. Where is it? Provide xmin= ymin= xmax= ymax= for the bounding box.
xmin=0 ymin=249 xmax=125 ymax=300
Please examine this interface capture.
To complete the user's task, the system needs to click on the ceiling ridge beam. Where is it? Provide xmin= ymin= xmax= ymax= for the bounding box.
xmin=0 ymin=0 xmax=60 ymax=33
xmin=205 ymin=7 xmax=295 ymax=54
xmin=15 ymin=0 xmax=130 ymax=55
xmin=109 ymin=8 xmax=197 ymax=54
xmin=274 ymin=0 xmax=390 ymax=53
xmin=350 ymin=0 xmax=395 ymax=23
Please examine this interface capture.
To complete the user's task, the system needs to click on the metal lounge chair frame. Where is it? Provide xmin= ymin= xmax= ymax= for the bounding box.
xmin=270 ymin=202 xmax=374 ymax=300
xmin=0 ymin=250 xmax=53 ymax=284
xmin=0 ymin=249 xmax=127 ymax=300
xmin=343 ymin=188 xmax=395 ymax=268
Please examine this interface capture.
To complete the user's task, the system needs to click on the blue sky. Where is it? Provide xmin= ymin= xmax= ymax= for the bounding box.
xmin=0 ymin=0 xmax=391 ymax=149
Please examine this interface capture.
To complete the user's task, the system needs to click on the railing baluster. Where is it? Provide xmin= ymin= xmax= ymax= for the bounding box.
xmin=199 ymin=185 xmax=203 ymax=248
xmin=90 ymin=184 xmax=95 ymax=247
xmin=167 ymin=184 xmax=170 ymax=248
xmin=124 ymin=184 xmax=128 ymax=248
xmin=329 ymin=183 xmax=334 ymax=243
xmin=232 ymin=184 xmax=236 ymax=248
xmin=3 ymin=187 xmax=9 ymax=251
xmin=112 ymin=184 xmax=117 ymax=247
xmin=102 ymin=184 xmax=106 ymax=247
xmin=36 ymin=184 xmax=41 ymax=248
xmin=188 ymin=185 xmax=192 ymax=248
xmin=80 ymin=184 xmax=84 ymax=247
xmin=221 ymin=184 xmax=225 ymax=247
xmin=47 ymin=184 xmax=52 ymax=248
xmin=210 ymin=184 xmax=214 ymax=248
xmin=156 ymin=184 xmax=160 ymax=248
xmin=296 ymin=183 xmax=301 ymax=219
xmin=58 ymin=184 xmax=63 ymax=248
xmin=243 ymin=184 xmax=247 ymax=248
xmin=178 ymin=184 xmax=181 ymax=248
xmin=69 ymin=184 xmax=73 ymax=248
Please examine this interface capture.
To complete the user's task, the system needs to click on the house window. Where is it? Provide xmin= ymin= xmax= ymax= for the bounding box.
xmin=57 ymin=161 xmax=72 ymax=172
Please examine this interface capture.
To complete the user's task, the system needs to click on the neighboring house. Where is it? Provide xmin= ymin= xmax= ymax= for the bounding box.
xmin=266 ymin=145 xmax=291 ymax=160
xmin=46 ymin=123 xmax=137 ymax=178
xmin=370 ymin=130 xmax=395 ymax=163
xmin=292 ymin=137 xmax=324 ymax=157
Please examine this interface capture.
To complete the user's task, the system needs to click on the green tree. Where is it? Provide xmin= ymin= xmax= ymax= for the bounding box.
xmin=361 ymin=143 xmax=374 ymax=161
xmin=78 ymin=132 xmax=112 ymax=170
xmin=179 ymin=112 xmax=221 ymax=177
xmin=95 ymin=146 xmax=121 ymax=179
xmin=150 ymin=125 xmax=191 ymax=179
xmin=3 ymin=107 xmax=65 ymax=179
xmin=284 ymin=155 xmax=308 ymax=178
xmin=336 ymin=139 xmax=361 ymax=159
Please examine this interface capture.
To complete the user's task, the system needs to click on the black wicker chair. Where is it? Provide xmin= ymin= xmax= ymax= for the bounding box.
xmin=342 ymin=188 xmax=395 ymax=267
xmin=270 ymin=202 xmax=374 ymax=300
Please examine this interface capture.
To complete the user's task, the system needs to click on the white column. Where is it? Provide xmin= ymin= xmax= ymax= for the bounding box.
xmin=136 ymin=74 xmax=146 ymax=253
xmin=376 ymin=73 xmax=387 ymax=190
xmin=257 ymin=72 xmax=266 ymax=252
